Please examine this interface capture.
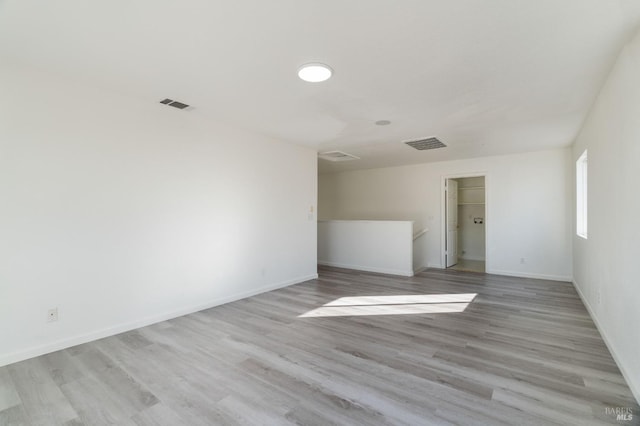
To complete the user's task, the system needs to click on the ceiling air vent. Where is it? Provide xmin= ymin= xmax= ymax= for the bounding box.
xmin=160 ymin=98 xmax=191 ymax=110
xmin=405 ymin=137 xmax=446 ymax=150
xmin=318 ymin=151 xmax=360 ymax=162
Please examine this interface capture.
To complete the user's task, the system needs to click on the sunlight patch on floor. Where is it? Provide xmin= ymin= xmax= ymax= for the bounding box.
xmin=298 ymin=293 xmax=477 ymax=318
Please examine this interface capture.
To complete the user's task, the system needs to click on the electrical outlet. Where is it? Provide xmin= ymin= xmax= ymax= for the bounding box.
xmin=47 ymin=308 xmax=58 ymax=323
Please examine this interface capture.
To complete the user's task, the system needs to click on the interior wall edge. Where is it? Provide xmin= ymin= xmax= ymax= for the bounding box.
xmin=572 ymin=279 xmax=640 ymax=405
xmin=0 ymin=273 xmax=318 ymax=368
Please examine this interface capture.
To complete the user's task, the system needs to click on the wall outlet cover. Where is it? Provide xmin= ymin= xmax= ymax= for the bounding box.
xmin=47 ymin=308 xmax=58 ymax=323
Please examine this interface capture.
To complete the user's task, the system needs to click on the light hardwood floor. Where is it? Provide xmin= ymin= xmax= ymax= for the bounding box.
xmin=1 ymin=267 xmax=638 ymax=425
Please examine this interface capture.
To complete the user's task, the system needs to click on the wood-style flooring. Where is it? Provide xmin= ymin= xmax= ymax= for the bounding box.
xmin=448 ymin=259 xmax=486 ymax=273
xmin=1 ymin=266 xmax=638 ymax=425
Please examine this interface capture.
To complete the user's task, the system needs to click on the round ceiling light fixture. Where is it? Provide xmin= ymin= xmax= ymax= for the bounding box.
xmin=375 ymin=120 xmax=391 ymax=126
xmin=298 ymin=63 xmax=333 ymax=82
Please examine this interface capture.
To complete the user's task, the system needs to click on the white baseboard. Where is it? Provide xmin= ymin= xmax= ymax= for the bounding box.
xmin=487 ymin=268 xmax=572 ymax=282
xmin=318 ymin=261 xmax=413 ymax=277
xmin=572 ymin=279 xmax=640 ymax=405
xmin=0 ymin=273 xmax=318 ymax=368
xmin=424 ymin=264 xmax=571 ymax=282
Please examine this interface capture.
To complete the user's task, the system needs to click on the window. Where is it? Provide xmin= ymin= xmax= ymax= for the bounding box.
xmin=576 ymin=150 xmax=588 ymax=239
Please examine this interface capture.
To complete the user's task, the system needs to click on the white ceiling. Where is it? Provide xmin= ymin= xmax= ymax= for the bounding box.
xmin=1 ymin=1 xmax=639 ymax=173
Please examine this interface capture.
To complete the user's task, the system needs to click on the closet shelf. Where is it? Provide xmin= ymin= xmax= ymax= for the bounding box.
xmin=458 ymin=202 xmax=485 ymax=205
xmin=459 ymin=186 xmax=485 ymax=190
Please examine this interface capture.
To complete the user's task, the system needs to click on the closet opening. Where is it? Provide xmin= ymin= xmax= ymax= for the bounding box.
xmin=443 ymin=175 xmax=486 ymax=273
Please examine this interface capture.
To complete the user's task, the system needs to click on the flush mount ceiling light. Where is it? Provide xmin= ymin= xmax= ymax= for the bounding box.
xmin=298 ymin=63 xmax=333 ymax=82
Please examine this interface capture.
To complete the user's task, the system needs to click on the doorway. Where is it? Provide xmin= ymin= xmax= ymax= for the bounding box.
xmin=442 ymin=175 xmax=486 ymax=273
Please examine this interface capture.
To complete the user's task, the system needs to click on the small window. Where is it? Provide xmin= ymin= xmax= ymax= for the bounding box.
xmin=576 ymin=150 xmax=588 ymax=239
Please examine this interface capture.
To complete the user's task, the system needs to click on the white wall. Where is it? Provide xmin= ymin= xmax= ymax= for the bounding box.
xmin=318 ymin=220 xmax=414 ymax=276
xmin=571 ymin=28 xmax=640 ymax=402
xmin=319 ymin=149 xmax=572 ymax=281
xmin=0 ymin=63 xmax=318 ymax=366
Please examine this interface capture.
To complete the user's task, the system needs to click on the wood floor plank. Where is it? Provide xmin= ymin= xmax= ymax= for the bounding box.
xmin=0 ymin=368 xmax=21 ymax=412
xmin=0 ymin=405 xmax=28 ymax=426
xmin=236 ymin=357 xmax=394 ymax=426
xmin=8 ymin=359 xmax=78 ymax=426
xmin=39 ymin=351 xmax=86 ymax=387
xmin=59 ymin=376 xmax=138 ymax=426
xmin=130 ymin=404 xmax=188 ymax=426
xmin=2 ymin=266 xmax=638 ymax=425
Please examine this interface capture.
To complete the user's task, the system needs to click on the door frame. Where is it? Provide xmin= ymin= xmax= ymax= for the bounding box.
xmin=440 ymin=172 xmax=489 ymax=269
xmin=445 ymin=178 xmax=459 ymax=267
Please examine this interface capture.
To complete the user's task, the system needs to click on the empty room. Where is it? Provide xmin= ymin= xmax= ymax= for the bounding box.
xmin=1 ymin=1 xmax=639 ymax=425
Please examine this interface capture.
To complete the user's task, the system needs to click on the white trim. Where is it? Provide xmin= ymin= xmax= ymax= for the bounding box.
xmin=487 ymin=268 xmax=572 ymax=282
xmin=572 ymin=279 xmax=640 ymax=404
xmin=0 ymin=273 xmax=318 ymax=368
xmin=431 ymin=264 xmax=570 ymax=282
xmin=318 ymin=261 xmax=414 ymax=277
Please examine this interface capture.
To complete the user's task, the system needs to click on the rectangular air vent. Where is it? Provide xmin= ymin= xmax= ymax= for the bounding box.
xmin=405 ymin=137 xmax=446 ymax=150
xmin=318 ymin=151 xmax=360 ymax=162
xmin=160 ymin=98 xmax=191 ymax=110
